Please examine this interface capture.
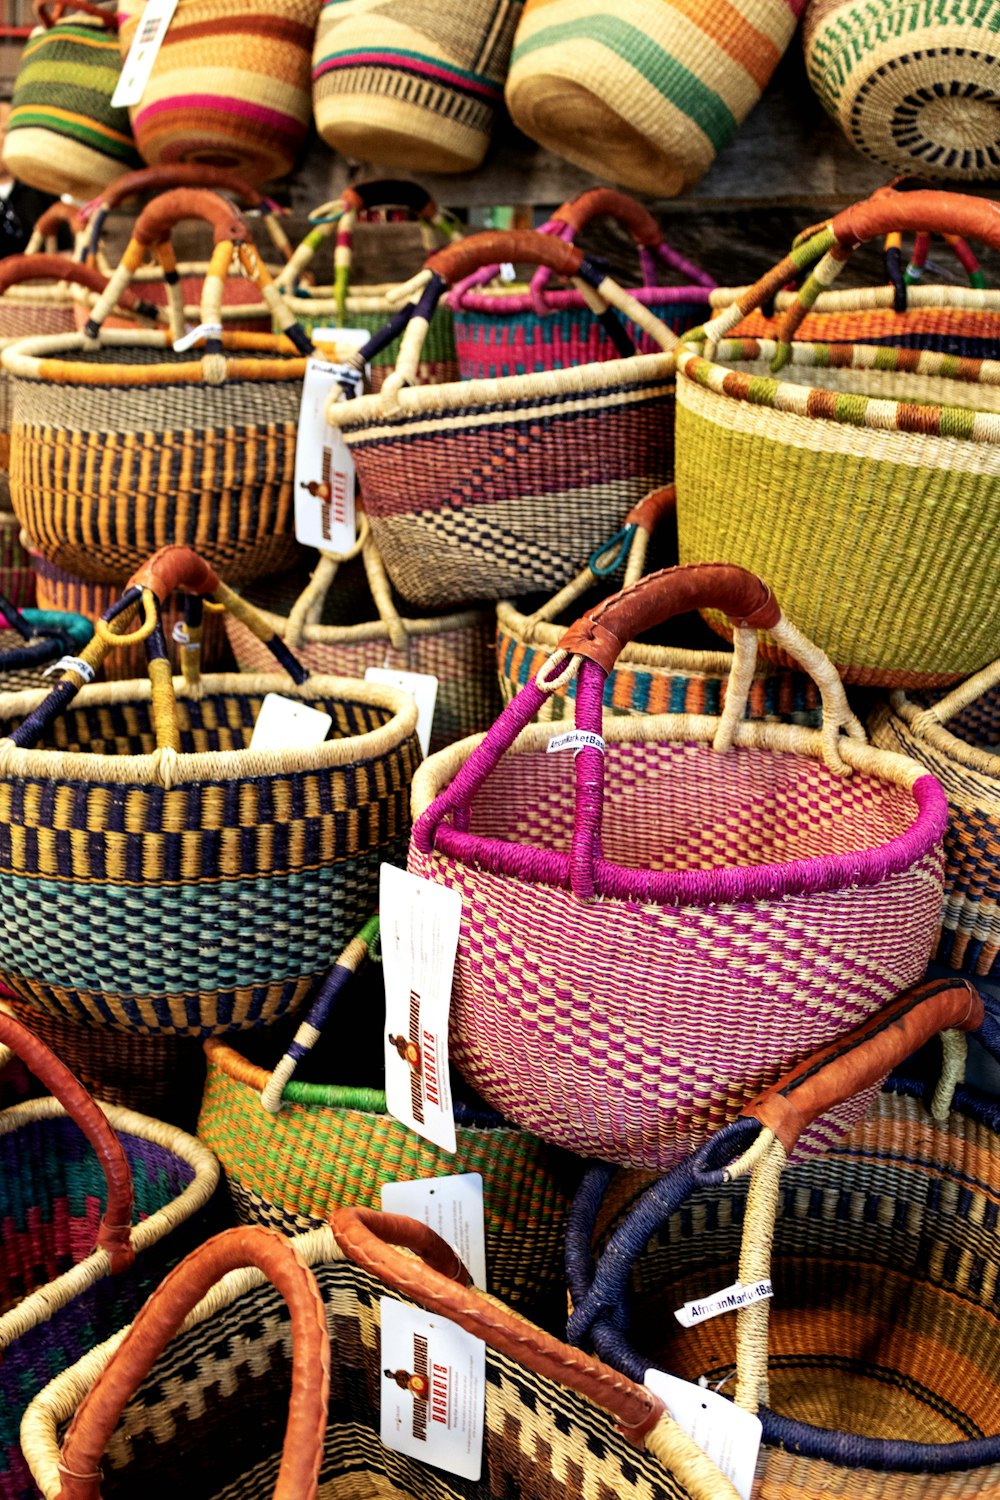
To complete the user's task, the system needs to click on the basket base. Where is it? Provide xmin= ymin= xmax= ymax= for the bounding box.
xmin=316 ymin=98 xmax=486 ymax=174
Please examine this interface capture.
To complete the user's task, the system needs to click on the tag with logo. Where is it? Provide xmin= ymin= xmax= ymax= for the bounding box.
xmin=380 ymin=1298 xmax=485 ymax=1480
xmin=294 ymin=359 xmax=361 ymax=554
xmin=644 ymin=1369 xmax=761 ymax=1500
xmin=112 ymin=0 xmax=179 ymax=108
xmin=674 ymin=1279 xmax=772 ymax=1328
xmin=381 ymin=865 xmax=461 ymax=1153
xmin=364 ymin=667 xmax=438 ymax=758
xmin=381 ymin=1174 xmax=486 ymax=1290
xmin=248 ymin=693 xmax=333 ymax=753
xmin=546 ymin=729 xmax=606 ymax=756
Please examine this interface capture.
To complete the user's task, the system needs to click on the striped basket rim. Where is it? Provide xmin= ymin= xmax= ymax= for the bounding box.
xmin=2 ymin=327 xmax=309 ymax=385
xmin=882 ymin=690 xmax=1000 ymax=780
xmin=708 ymin=282 xmax=1000 ymax=313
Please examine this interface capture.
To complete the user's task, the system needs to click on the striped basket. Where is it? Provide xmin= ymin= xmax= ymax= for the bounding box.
xmin=565 ymin=979 xmax=1000 ymax=1500
xmin=21 ymin=1214 xmax=736 ymax=1500
xmin=0 ymin=514 xmax=35 ymax=606
xmin=0 ymin=1007 xmax=218 ymax=1500
xmin=2 ymin=0 xmax=141 ymax=198
xmin=805 ymin=0 xmax=1000 ymax=181
xmin=505 ymin=0 xmax=806 ymax=196
xmin=117 ymin=0 xmax=320 ymax=181
xmin=327 ymin=228 xmax=677 ymax=609
xmin=0 ymin=544 xmax=422 ymax=1036
xmin=0 ymin=598 xmax=92 ymax=692
xmin=410 ymin=563 xmax=947 ymax=1171
xmin=497 ymin=485 xmax=823 ymax=726
xmin=312 ymin=0 xmax=522 ymax=174
xmin=199 ymin=917 xmax=581 ymax=1328
xmin=870 ymin=660 xmax=1000 ymax=981
xmin=676 ymin=187 xmax=1000 ymax=688
xmin=450 ymin=188 xmax=715 ymax=380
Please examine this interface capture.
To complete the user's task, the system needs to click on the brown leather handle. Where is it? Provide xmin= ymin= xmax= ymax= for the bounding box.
xmin=559 ymin=563 xmax=781 ymax=675
xmin=625 ymin=483 xmax=676 ymax=533
xmin=342 ymin=178 xmax=436 ymax=220
xmin=56 ymin=1227 xmax=330 ymax=1500
xmin=35 ymin=0 xmax=117 ymax=29
xmin=743 ymin=978 xmax=984 ymax=1153
xmin=832 ymin=187 xmax=1000 ymax=252
xmin=0 ymin=253 xmax=111 ymax=297
xmin=93 ymin=165 xmax=268 ymax=215
xmin=128 ymin=545 xmax=222 ymax=603
xmin=553 ymin=188 xmax=661 ymax=248
xmin=33 ymin=201 xmax=83 ymax=239
xmin=427 ymin=229 xmax=585 ymax=287
xmin=332 ymin=1207 xmax=665 ymax=1444
xmin=0 ymin=1010 xmax=134 ymax=1273
xmin=132 ymin=189 xmax=251 ymax=249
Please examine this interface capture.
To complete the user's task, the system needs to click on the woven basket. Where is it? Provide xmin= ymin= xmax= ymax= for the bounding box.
xmin=21 ymin=1213 xmax=737 ymax=1500
xmin=506 ymin=0 xmax=806 ymax=196
xmin=2 ymin=0 xmax=141 ymax=197
xmin=3 ymin=190 xmax=313 ymax=587
xmin=566 ymin=978 xmax=1000 ymax=1500
xmin=274 ymin=178 xmax=461 ymax=391
xmin=805 ymin=0 xmax=1000 ymax=182
xmin=313 ymin=0 xmax=522 ymax=174
xmin=0 ymin=544 xmax=422 ymax=1036
xmin=676 ymin=187 xmax=1000 ymax=688
xmin=0 ymin=598 xmax=92 ymax=692
xmin=0 ymin=1008 xmax=218 ymax=1500
xmin=497 ymin=485 xmax=823 ymax=727
xmin=410 ymin=562 xmax=947 ymax=1171
xmin=870 ymin=659 xmax=1000 ymax=980
xmin=327 ymin=228 xmax=677 ymax=610
xmin=118 ymin=0 xmax=320 ymax=181
xmin=450 ymin=188 xmax=715 ymax=380
xmin=0 ymin=514 xmax=34 ymax=605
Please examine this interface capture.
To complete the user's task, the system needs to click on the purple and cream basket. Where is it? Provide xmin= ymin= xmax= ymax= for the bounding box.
xmin=408 ymin=563 xmax=948 ymax=1170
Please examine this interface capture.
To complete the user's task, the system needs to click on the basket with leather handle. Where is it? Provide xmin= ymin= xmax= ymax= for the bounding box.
xmin=0 ymin=544 xmax=422 ymax=1036
xmin=0 ymin=1007 xmax=218 ymax=1500
xmin=409 ymin=561 xmax=947 ymax=1170
xmin=326 ymin=227 xmax=677 ymax=610
xmin=566 ymin=976 xmax=1000 ymax=1500
xmin=21 ymin=1211 xmax=739 ymax=1499
xmin=0 ymin=204 xmax=92 ymax=343
xmin=450 ymin=188 xmax=715 ymax=380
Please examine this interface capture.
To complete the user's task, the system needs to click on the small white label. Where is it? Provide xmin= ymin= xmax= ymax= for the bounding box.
xmin=675 ymin=1280 xmax=773 ymax=1329
xmin=171 ymin=620 xmax=189 ymax=645
xmin=381 ymin=865 xmax=461 ymax=1154
xmin=112 ymin=0 xmax=179 ymax=107
xmin=295 ymin=359 xmax=360 ymax=554
xmin=380 ymin=1298 xmax=485 ymax=1481
xmin=644 ymin=1369 xmax=762 ymax=1500
xmin=172 ymin=321 xmax=223 ymax=353
xmin=248 ymin=693 xmax=333 ymax=753
xmin=309 ymin=326 xmax=372 ymax=382
xmin=365 ymin=667 xmax=438 ymax=758
xmin=42 ymin=655 xmax=94 ymax=682
xmin=499 ymin=263 xmax=517 ymax=282
xmin=381 ymin=1174 xmax=486 ymax=1291
xmin=546 ymin=729 xmax=606 ymax=756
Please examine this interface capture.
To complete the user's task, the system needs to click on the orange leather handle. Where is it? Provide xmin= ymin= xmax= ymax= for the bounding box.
xmin=625 ymin=483 xmax=676 ymax=533
xmin=332 ymin=1207 xmax=665 ymax=1444
xmin=559 ymin=563 xmax=781 ymax=675
xmin=832 ymin=187 xmax=1000 ymax=251
xmin=35 ymin=0 xmax=117 ymax=29
xmin=553 ymin=188 xmax=661 ymax=248
xmin=32 ymin=201 xmax=83 ymax=239
xmin=427 ymin=229 xmax=585 ymax=286
xmin=0 ymin=1010 xmax=134 ymax=1273
xmin=743 ymin=978 xmax=984 ymax=1153
xmin=56 ymin=1227 xmax=330 ymax=1500
xmin=132 ymin=189 xmax=251 ymax=249
xmin=94 ymin=165 xmax=268 ymax=214
xmin=0 ymin=253 xmax=110 ymax=297
xmin=128 ymin=546 xmax=222 ymax=603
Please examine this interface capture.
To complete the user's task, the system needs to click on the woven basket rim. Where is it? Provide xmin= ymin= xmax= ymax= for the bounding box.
xmin=1 ymin=328 xmax=308 ymax=385
xmin=451 ymin=283 xmax=714 ymax=315
xmin=707 ymin=283 xmax=1000 ymax=314
xmin=881 ymin=692 xmax=1000 ymax=780
xmin=203 ymin=1033 xmax=391 ymax=1111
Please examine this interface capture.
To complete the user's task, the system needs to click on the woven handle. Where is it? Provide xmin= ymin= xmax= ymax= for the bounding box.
xmin=35 ymin=0 xmax=116 ymax=29
xmin=906 ymin=656 xmax=1000 ymax=739
xmin=27 ymin=201 xmax=82 ymax=247
xmin=428 ymin=229 xmax=585 ymax=286
xmin=343 ymin=179 xmax=436 ymax=218
xmin=89 ymin=165 xmax=271 ymax=217
xmin=0 ymin=1009 xmax=135 ymax=1273
xmin=55 ymin=1227 xmax=330 ymax=1500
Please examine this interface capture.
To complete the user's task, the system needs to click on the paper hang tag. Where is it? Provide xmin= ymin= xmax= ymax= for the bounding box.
xmin=380 ymin=1298 xmax=485 ymax=1481
xmin=112 ymin=0 xmax=179 ymax=108
xmin=644 ymin=1370 xmax=762 ymax=1500
xmin=381 ymin=865 xmax=461 ymax=1154
xmin=172 ymin=321 xmax=223 ymax=353
xmin=498 ymin=263 xmax=517 ymax=282
xmin=42 ymin=655 xmax=94 ymax=682
xmin=248 ymin=693 xmax=333 ymax=753
xmin=310 ymin=327 xmax=373 ymax=382
xmin=546 ymin=729 xmax=605 ymax=756
xmin=675 ymin=1280 xmax=773 ymax=1329
xmin=365 ymin=668 xmax=438 ymax=759
xmin=294 ymin=358 xmax=360 ymax=554
xmin=381 ymin=1174 xmax=486 ymax=1290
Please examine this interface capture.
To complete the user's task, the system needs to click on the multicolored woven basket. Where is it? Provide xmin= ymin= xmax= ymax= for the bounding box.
xmin=0 ymin=544 xmax=422 ymax=1036
xmin=327 ymin=227 xmax=677 ymax=609
xmin=0 ymin=1007 xmax=218 ymax=1500
xmin=676 ymin=187 xmax=1000 ymax=687
xmin=566 ymin=977 xmax=1000 ymax=1500
xmin=0 ymin=515 xmax=35 ymax=607
xmin=410 ymin=563 xmax=947 ymax=1170
xmin=0 ymin=596 xmax=92 ymax=692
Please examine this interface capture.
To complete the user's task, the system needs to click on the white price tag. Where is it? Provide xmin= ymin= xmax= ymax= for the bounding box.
xmin=381 ymin=1174 xmax=486 ymax=1290
xmin=365 ymin=667 xmax=438 ymax=758
xmin=675 ymin=1279 xmax=772 ymax=1328
xmin=380 ymin=1298 xmax=484 ymax=1481
xmin=112 ymin=0 xmax=179 ymax=108
xmin=294 ymin=358 xmax=360 ymax=554
xmin=644 ymin=1370 xmax=762 ymax=1500
xmin=248 ymin=693 xmax=333 ymax=753
xmin=172 ymin=321 xmax=222 ymax=352
xmin=381 ymin=865 xmax=461 ymax=1153
xmin=546 ymin=729 xmax=605 ymax=756
xmin=310 ymin=326 xmax=373 ymax=382
xmin=499 ymin=263 xmax=517 ymax=282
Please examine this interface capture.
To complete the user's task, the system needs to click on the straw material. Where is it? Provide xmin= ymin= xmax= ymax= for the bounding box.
xmin=505 ymin=0 xmax=805 ymax=196
xmin=288 ymin=289 xmax=459 ymax=390
xmin=312 ymin=0 xmax=522 ymax=173
xmin=0 ymin=514 xmax=35 ymax=607
xmin=1 ymin=281 xmax=80 ymax=513
xmin=805 ymin=0 xmax=1000 ymax=181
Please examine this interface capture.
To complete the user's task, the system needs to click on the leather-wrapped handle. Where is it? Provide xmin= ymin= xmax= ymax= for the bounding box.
xmin=743 ymin=978 xmax=983 ymax=1153
xmin=0 ymin=253 xmax=111 ymax=297
xmin=332 ymin=1207 xmax=665 ymax=1444
xmin=132 ymin=188 xmax=251 ymax=249
xmin=552 ymin=188 xmax=661 ymax=248
xmin=0 ymin=1010 xmax=135 ymax=1274
xmin=625 ymin=483 xmax=676 ymax=533
xmin=32 ymin=201 xmax=82 ymax=239
xmin=343 ymin=178 xmax=436 ymax=219
xmin=36 ymin=0 xmax=116 ymax=29
xmin=427 ymin=229 xmax=585 ymax=287
xmin=128 ymin=546 xmax=222 ymax=603
xmin=56 ymin=1227 xmax=330 ymax=1500
xmin=832 ymin=187 xmax=1000 ymax=252
xmin=559 ymin=563 xmax=780 ymax=676
xmin=92 ymin=165 xmax=269 ymax=215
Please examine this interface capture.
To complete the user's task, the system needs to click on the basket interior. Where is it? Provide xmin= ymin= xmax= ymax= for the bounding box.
xmin=18 ymin=342 xmax=296 ymax=373
xmin=242 ymin=554 xmax=462 ymax=630
xmin=719 ymin=350 xmax=1000 ymax=414
xmin=911 ymin=682 xmax=1000 ymax=758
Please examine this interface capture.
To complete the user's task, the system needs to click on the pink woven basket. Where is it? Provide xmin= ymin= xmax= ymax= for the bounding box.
xmin=409 ymin=563 xmax=948 ymax=1170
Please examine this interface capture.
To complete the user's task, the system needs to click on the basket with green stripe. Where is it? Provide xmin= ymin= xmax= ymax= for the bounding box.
xmin=676 ymin=187 xmax=1000 ymax=688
